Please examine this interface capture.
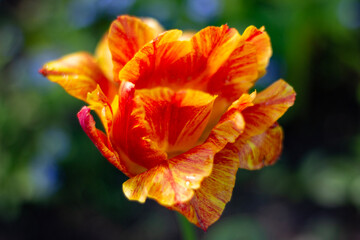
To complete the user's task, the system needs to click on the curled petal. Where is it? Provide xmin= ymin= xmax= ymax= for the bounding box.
xmin=171 ymin=146 xmax=239 ymax=230
xmin=242 ymin=26 xmax=272 ymax=77
xmin=122 ymin=146 xmax=215 ymax=206
xmin=236 ymin=123 xmax=283 ymax=170
xmin=241 ymin=79 xmax=295 ymax=138
xmin=40 ymin=52 xmax=116 ymax=102
xmin=77 ymin=106 xmax=130 ymax=176
xmin=108 ymin=15 xmax=157 ymax=81
xmin=122 ymin=92 xmax=255 ymax=207
xmin=172 ymin=123 xmax=282 ymax=230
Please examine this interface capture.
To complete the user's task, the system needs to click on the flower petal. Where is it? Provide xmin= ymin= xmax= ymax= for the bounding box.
xmin=119 ymin=25 xmax=241 ymax=92
xmin=171 ymin=146 xmax=239 ymax=230
xmin=164 ymin=25 xmax=242 ymax=90
xmin=40 ymin=52 xmax=116 ymax=102
xmin=167 ymin=83 xmax=292 ymax=229
xmin=108 ymin=15 xmax=157 ymax=81
xmin=207 ymin=40 xmax=258 ymax=100
xmin=171 ymin=123 xmax=283 ymax=230
xmin=135 ymin=87 xmax=217 ymax=157
xmin=77 ymin=106 xmax=131 ymax=176
xmin=241 ymin=79 xmax=295 ymax=138
xmin=118 ymin=30 xmax=192 ymax=88
xmin=110 ymin=81 xmax=167 ymax=175
xmin=190 ymin=25 xmax=240 ymax=78
xmin=95 ymin=34 xmax=114 ymax=81
xmin=242 ymin=26 xmax=272 ymax=77
xmin=236 ymin=123 xmax=283 ymax=170
xmin=122 ymin=92 xmax=255 ymax=207
xmin=86 ymin=85 xmax=114 ymax=134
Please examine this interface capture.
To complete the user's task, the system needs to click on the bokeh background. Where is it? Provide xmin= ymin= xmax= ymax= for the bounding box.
xmin=0 ymin=0 xmax=359 ymax=239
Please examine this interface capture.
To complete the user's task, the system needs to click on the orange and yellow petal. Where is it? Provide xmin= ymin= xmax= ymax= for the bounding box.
xmin=95 ymin=34 xmax=114 ymax=81
xmin=135 ymin=87 xmax=217 ymax=157
xmin=40 ymin=52 xmax=116 ymax=102
xmin=108 ymin=15 xmax=158 ymax=81
xmin=86 ymin=85 xmax=114 ymax=134
xmin=190 ymin=25 xmax=240 ymax=78
xmin=122 ymin=145 xmax=216 ymax=206
xmin=118 ymin=30 xmax=191 ymax=88
xmin=119 ymin=25 xmax=242 ymax=93
xmin=172 ymin=122 xmax=282 ymax=230
xmin=207 ymin=40 xmax=258 ymax=100
xmin=171 ymin=145 xmax=239 ymax=230
xmin=241 ymin=79 xmax=295 ymax=138
xmin=77 ymin=106 xmax=131 ymax=176
xmin=122 ymin=92 xmax=255 ymax=207
xmin=236 ymin=123 xmax=283 ymax=170
xmin=110 ymin=81 xmax=167 ymax=175
xmin=242 ymin=26 xmax=272 ymax=77
xmin=166 ymin=25 xmax=242 ymax=90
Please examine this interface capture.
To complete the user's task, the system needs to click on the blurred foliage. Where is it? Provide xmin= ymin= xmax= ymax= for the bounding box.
xmin=0 ymin=0 xmax=359 ymax=239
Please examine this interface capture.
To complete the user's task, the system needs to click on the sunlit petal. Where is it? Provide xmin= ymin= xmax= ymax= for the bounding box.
xmin=108 ymin=15 xmax=157 ymax=81
xmin=40 ymin=52 xmax=116 ymax=102
xmin=241 ymin=79 xmax=295 ymax=138
xmin=118 ymin=30 xmax=191 ymax=88
xmin=242 ymin=26 xmax=272 ymax=77
xmin=236 ymin=123 xmax=283 ymax=170
xmin=171 ymin=146 xmax=239 ymax=230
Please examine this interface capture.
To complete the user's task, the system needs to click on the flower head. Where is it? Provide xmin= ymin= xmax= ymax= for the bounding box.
xmin=40 ymin=15 xmax=295 ymax=230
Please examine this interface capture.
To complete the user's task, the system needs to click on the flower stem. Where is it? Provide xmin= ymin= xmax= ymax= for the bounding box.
xmin=177 ymin=213 xmax=197 ymax=240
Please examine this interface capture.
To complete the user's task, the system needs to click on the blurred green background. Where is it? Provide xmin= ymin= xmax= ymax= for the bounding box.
xmin=0 ymin=0 xmax=359 ymax=239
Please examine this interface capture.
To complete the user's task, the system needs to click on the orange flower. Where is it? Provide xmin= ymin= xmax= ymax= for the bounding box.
xmin=40 ymin=15 xmax=295 ymax=230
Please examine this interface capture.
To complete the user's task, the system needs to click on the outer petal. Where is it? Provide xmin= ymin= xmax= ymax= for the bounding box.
xmin=122 ymin=92 xmax=255 ymax=207
xmin=171 ymin=124 xmax=282 ymax=230
xmin=241 ymin=79 xmax=296 ymax=138
xmin=95 ymin=34 xmax=114 ymax=81
xmin=108 ymin=15 xmax=157 ymax=81
xmin=171 ymin=146 xmax=239 ymax=230
xmin=242 ymin=26 xmax=272 ymax=77
xmin=236 ymin=123 xmax=283 ymax=170
xmin=77 ymin=106 xmax=131 ymax=176
xmin=40 ymin=52 xmax=116 ymax=102
xmin=135 ymin=87 xmax=217 ymax=157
